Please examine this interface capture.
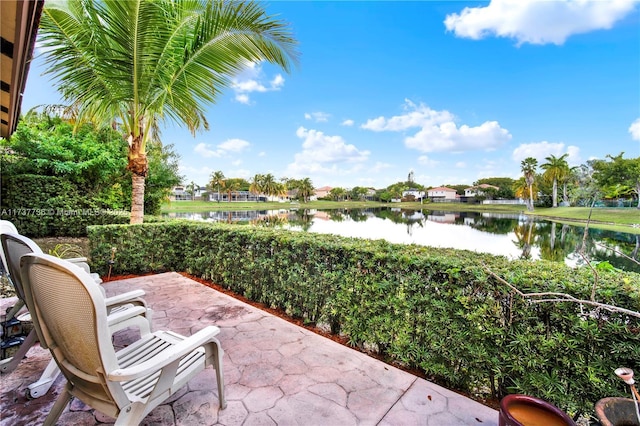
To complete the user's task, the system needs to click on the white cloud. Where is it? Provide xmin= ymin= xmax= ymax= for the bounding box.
xmin=371 ymin=162 xmax=392 ymax=172
xmin=194 ymin=143 xmax=221 ymax=158
xmin=193 ymin=138 xmax=251 ymax=158
xmin=231 ymin=159 xmax=242 ymax=166
xmin=304 ymin=112 xmax=331 ymax=122
xmin=512 ymin=141 xmax=581 ymax=165
xmin=444 ymin=0 xmax=638 ymax=46
xmin=218 ymin=138 xmax=250 ymax=152
xmin=235 ymin=94 xmax=250 ymax=105
xmin=258 ymin=151 xmax=267 ymax=157
xmin=362 ymin=99 xmax=511 ymax=153
xmin=629 ymin=118 xmax=640 ymax=140
xmin=178 ymin=163 xmax=214 ymax=185
xmin=231 ymin=62 xmax=285 ymax=104
xmin=418 ymin=155 xmax=439 ymax=167
xmin=455 ymin=162 xmax=466 ymax=168
xmin=342 ymin=119 xmax=355 ymax=126
xmin=286 ymin=127 xmax=370 ymax=177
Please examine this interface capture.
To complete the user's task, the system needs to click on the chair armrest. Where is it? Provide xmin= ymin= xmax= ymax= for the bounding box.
xmin=104 ymin=290 xmax=146 ymax=307
xmin=64 ymin=257 xmax=88 ymax=263
xmin=108 ymin=326 xmax=220 ymax=381
xmin=106 ymin=306 xmax=147 ymax=327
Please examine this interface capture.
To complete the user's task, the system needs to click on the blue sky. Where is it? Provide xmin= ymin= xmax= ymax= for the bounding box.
xmin=22 ymin=0 xmax=640 ymax=190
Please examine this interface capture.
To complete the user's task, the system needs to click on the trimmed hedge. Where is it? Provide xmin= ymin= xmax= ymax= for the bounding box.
xmin=0 ymin=175 xmax=130 ymax=237
xmin=88 ymin=221 xmax=640 ymax=417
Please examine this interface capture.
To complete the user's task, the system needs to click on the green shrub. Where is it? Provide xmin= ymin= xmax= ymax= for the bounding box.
xmin=0 ymin=175 xmax=132 ymax=237
xmin=88 ymin=221 xmax=640 ymax=417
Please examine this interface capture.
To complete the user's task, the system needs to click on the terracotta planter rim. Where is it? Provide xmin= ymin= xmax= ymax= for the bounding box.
xmin=500 ymin=394 xmax=576 ymax=426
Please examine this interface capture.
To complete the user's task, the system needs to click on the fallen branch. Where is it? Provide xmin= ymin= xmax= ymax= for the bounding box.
xmin=483 ymin=264 xmax=640 ymax=319
xmin=594 ymin=241 xmax=640 ymax=266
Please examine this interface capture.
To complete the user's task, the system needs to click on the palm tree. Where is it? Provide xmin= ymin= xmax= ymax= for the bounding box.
xmin=329 ymin=187 xmax=347 ymax=201
xmin=210 ymin=171 xmax=226 ymax=203
xmin=297 ymin=178 xmax=314 ymax=203
xmin=520 ymin=157 xmax=538 ymax=211
xmin=261 ymin=173 xmax=278 ymax=201
xmin=513 ymin=177 xmax=538 ymax=209
xmin=186 ymin=181 xmax=198 ymax=200
xmin=541 ymin=154 xmax=569 ymax=208
xmin=39 ymin=0 xmax=298 ymax=223
xmin=225 ymin=178 xmax=242 ymax=203
xmin=249 ymin=173 xmax=264 ymax=201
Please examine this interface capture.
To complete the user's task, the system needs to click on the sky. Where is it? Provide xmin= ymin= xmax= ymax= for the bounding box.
xmin=21 ymin=0 xmax=640 ymax=191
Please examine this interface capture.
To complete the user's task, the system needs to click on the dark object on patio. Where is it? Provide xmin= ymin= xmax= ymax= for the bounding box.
xmin=499 ymin=394 xmax=576 ymax=426
xmin=595 ymin=397 xmax=640 ymax=426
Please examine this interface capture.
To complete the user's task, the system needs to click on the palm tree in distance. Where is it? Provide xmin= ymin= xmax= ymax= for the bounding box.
xmin=261 ymin=173 xmax=278 ymax=201
xmin=296 ymin=178 xmax=314 ymax=203
xmin=186 ymin=181 xmax=198 ymax=200
xmin=39 ymin=0 xmax=298 ymax=223
xmin=541 ymin=154 xmax=570 ymax=208
xmin=250 ymin=173 xmax=265 ymax=201
xmin=210 ymin=171 xmax=226 ymax=203
xmin=520 ymin=157 xmax=538 ymax=211
xmin=225 ymin=178 xmax=243 ymax=203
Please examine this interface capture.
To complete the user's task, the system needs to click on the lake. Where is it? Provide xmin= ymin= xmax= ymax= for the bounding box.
xmin=163 ymin=207 xmax=640 ymax=272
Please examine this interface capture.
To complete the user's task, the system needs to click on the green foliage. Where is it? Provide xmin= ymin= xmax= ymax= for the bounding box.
xmin=592 ymin=152 xmax=640 ymax=208
xmin=88 ymin=222 xmax=640 ymax=416
xmin=0 ymin=174 xmax=130 ymax=236
xmin=443 ymin=184 xmax=468 ymax=195
xmin=48 ymin=243 xmax=84 ymax=258
xmin=1 ymin=113 xmax=182 ymax=235
xmin=475 ymin=177 xmax=516 ymax=199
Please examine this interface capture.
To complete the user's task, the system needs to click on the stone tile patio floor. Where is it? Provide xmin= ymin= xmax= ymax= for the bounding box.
xmin=0 ymin=272 xmax=498 ymax=425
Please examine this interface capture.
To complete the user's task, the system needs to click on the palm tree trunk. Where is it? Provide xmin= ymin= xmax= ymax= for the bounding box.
xmin=131 ymin=175 xmax=146 ymax=224
xmin=127 ymin=138 xmax=148 ymax=224
xmin=552 ymin=179 xmax=558 ymax=208
xmin=528 ymin=184 xmax=534 ymax=211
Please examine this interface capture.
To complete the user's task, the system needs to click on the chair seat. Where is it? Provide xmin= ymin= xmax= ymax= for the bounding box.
xmin=118 ymin=331 xmax=207 ymax=402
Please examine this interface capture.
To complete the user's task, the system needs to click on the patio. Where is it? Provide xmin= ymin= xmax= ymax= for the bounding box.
xmin=0 ymin=272 xmax=498 ymax=425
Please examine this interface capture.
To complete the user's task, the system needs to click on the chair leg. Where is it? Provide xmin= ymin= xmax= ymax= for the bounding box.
xmin=27 ymin=358 xmax=61 ymax=398
xmin=114 ymin=403 xmax=147 ymax=426
xmin=43 ymin=382 xmax=72 ymax=426
xmin=0 ymin=328 xmax=37 ymax=374
xmin=4 ymin=299 xmax=25 ymax=321
xmin=213 ymin=340 xmax=226 ymax=409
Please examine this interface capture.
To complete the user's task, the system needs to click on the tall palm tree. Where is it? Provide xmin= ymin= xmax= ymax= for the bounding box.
xmin=296 ymin=178 xmax=314 ymax=203
xmin=186 ymin=181 xmax=198 ymax=200
xmin=225 ymin=178 xmax=242 ymax=203
xmin=39 ymin=0 xmax=298 ymax=223
xmin=210 ymin=170 xmax=226 ymax=203
xmin=261 ymin=173 xmax=278 ymax=201
xmin=520 ymin=157 xmax=538 ymax=211
xmin=249 ymin=173 xmax=264 ymax=201
xmin=541 ymin=154 xmax=569 ymax=208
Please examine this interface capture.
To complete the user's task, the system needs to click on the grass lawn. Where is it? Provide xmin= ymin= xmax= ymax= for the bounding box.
xmin=161 ymin=200 xmax=639 ymax=232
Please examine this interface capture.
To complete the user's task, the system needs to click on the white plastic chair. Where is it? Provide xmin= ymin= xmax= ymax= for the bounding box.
xmin=21 ymin=253 xmax=226 ymax=425
xmin=0 ymin=220 xmax=22 ymax=318
xmin=0 ymin=232 xmax=152 ymax=398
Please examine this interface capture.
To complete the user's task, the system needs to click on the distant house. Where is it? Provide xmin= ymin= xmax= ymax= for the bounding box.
xmin=365 ymin=188 xmax=376 ymax=201
xmin=314 ymin=186 xmax=332 ymax=199
xmin=170 ymin=185 xmax=207 ymax=201
xmin=464 ymin=184 xmax=499 ymax=197
xmin=402 ymin=188 xmax=425 ymax=201
xmin=427 ymin=186 xmax=458 ymax=200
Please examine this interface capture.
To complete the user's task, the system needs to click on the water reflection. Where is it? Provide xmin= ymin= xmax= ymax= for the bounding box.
xmin=163 ymin=207 xmax=639 ymax=272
